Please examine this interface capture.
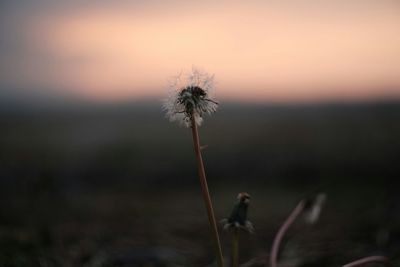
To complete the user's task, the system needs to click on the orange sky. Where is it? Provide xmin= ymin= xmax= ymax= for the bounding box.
xmin=1 ymin=1 xmax=400 ymax=102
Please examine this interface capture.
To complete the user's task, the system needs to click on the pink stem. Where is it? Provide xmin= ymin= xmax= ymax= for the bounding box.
xmin=269 ymin=200 xmax=306 ymax=267
xmin=343 ymin=256 xmax=394 ymax=267
xmin=191 ymin=116 xmax=224 ymax=267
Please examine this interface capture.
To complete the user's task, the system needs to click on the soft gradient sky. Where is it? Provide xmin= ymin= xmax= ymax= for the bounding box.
xmin=1 ymin=0 xmax=400 ymax=102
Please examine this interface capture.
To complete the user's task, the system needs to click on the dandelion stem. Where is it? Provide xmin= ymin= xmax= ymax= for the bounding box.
xmin=270 ymin=200 xmax=306 ymax=267
xmin=342 ymin=256 xmax=394 ymax=267
xmin=232 ymin=227 xmax=239 ymax=267
xmin=190 ymin=116 xmax=224 ymax=267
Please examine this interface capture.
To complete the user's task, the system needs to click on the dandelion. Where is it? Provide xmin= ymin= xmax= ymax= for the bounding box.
xmin=163 ymin=67 xmax=218 ymax=127
xmin=163 ymin=67 xmax=224 ymax=267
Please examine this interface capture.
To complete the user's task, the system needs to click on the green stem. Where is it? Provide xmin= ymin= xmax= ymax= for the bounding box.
xmin=232 ymin=228 xmax=239 ymax=267
xmin=190 ymin=116 xmax=224 ymax=267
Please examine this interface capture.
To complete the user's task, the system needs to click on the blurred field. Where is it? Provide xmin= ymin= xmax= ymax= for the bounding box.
xmin=0 ymin=100 xmax=399 ymax=266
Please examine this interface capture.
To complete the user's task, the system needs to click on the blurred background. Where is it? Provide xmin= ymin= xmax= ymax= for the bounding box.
xmin=1 ymin=1 xmax=400 ymax=266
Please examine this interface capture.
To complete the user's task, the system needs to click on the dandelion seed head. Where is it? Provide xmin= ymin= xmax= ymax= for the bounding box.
xmin=163 ymin=67 xmax=218 ymax=127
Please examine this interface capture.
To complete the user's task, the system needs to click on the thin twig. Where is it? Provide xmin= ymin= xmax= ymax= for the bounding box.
xmin=269 ymin=200 xmax=306 ymax=267
xmin=191 ymin=116 xmax=224 ymax=267
xmin=343 ymin=256 xmax=394 ymax=267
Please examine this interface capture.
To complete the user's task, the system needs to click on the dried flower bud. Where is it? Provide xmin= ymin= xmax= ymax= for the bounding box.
xmin=222 ymin=192 xmax=254 ymax=233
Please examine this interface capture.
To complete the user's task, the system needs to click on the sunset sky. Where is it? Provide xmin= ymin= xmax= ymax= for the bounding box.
xmin=1 ymin=0 xmax=400 ymax=102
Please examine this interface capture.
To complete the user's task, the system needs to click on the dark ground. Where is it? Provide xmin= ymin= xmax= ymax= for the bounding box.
xmin=0 ymin=100 xmax=399 ymax=267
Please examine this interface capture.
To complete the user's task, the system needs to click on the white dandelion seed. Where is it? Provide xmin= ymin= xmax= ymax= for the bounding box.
xmin=163 ymin=67 xmax=218 ymax=127
xmin=303 ymin=193 xmax=327 ymax=224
